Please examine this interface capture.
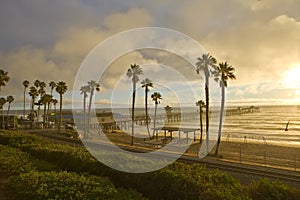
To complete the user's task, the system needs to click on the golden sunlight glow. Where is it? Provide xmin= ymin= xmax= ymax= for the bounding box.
xmin=283 ymin=66 xmax=300 ymax=89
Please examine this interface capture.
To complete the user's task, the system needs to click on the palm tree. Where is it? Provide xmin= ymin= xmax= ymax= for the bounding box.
xmin=22 ymin=80 xmax=29 ymax=117
xmin=34 ymin=79 xmax=40 ymax=88
xmin=212 ymin=62 xmax=236 ymax=156
xmin=35 ymin=80 xmax=46 ymax=121
xmin=151 ymin=92 xmax=162 ymax=139
xmin=55 ymin=81 xmax=68 ymax=131
xmin=52 ymin=99 xmax=58 ymax=127
xmin=46 ymin=95 xmax=53 ymax=128
xmin=196 ymin=100 xmax=205 ymax=143
xmin=49 ymin=81 xmax=56 ymax=112
xmin=38 ymin=81 xmax=46 ymax=111
xmin=87 ymin=81 xmax=99 ymax=137
xmin=29 ymin=86 xmax=38 ymax=129
xmin=196 ymin=53 xmax=217 ymax=154
xmin=6 ymin=96 xmax=14 ymax=126
xmin=0 ymin=69 xmax=10 ymax=93
xmin=49 ymin=81 xmax=57 ymax=96
xmin=80 ymin=85 xmax=90 ymax=138
xmin=0 ymin=97 xmax=6 ymax=129
xmin=41 ymin=94 xmax=52 ymax=128
xmin=127 ymin=64 xmax=143 ymax=145
xmin=141 ymin=78 xmax=153 ymax=138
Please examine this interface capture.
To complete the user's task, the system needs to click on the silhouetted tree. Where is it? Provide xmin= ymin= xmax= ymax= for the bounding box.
xmin=23 ymin=80 xmax=29 ymax=117
xmin=151 ymin=92 xmax=162 ymax=139
xmin=0 ymin=97 xmax=6 ymax=129
xmin=0 ymin=69 xmax=10 ymax=93
xmin=196 ymin=100 xmax=205 ymax=143
xmin=141 ymin=78 xmax=153 ymax=138
xmin=80 ymin=85 xmax=90 ymax=138
xmin=196 ymin=53 xmax=217 ymax=154
xmin=55 ymin=81 xmax=68 ymax=131
xmin=127 ymin=64 xmax=143 ymax=145
xmin=87 ymin=81 xmax=99 ymax=137
xmin=29 ymin=86 xmax=38 ymax=129
xmin=6 ymin=95 xmax=14 ymax=126
xmin=212 ymin=62 xmax=236 ymax=156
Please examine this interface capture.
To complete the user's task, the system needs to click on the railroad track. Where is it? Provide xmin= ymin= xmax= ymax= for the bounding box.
xmin=31 ymin=131 xmax=300 ymax=188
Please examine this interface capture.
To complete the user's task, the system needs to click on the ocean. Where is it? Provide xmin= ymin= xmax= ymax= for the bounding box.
xmin=99 ymin=105 xmax=300 ymax=147
xmin=221 ymin=105 xmax=300 ymax=147
xmin=11 ymin=105 xmax=300 ymax=147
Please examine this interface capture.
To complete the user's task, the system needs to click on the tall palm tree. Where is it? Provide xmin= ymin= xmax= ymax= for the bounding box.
xmin=34 ymin=80 xmax=40 ymax=88
xmin=6 ymin=96 xmax=14 ymax=126
xmin=22 ymin=80 xmax=29 ymax=117
xmin=41 ymin=94 xmax=52 ymax=128
xmin=49 ymin=81 xmax=57 ymax=96
xmin=87 ymin=81 xmax=99 ymax=137
xmin=35 ymin=80 xmax=45 ymax=121
xmin=80 ymin=85 xmax=90 ymax=138
xmin=212 ymin=62 xmax=236 ymax=156
xmin=29 ymin=86 xmax=38 ymax=129
xmin=151 ymin=92 xmax=162 ymax=139
xmin=127 ymin=64 xmax=143 ymax=146
xmin=141 ymin=78 xmax=153 ymax=138
xmin=52 ymin=99 xmax=58 ymax=127
xmin=196 ymin=53 xmax=217 ymax=154
xmin=49 ymin=81 xmax=56 ymax=112
xmin=196 ymin=100 xmax=205 ymax=143
xmin=0 ymin=69 xmax=10 ymax=93
xmin=0 ymin=97 xmax=6 ymax=129
xmin=55 ymin=81 xmax=68 ymax=131
xmin=46 ymin=95 xmax=53 ymax=128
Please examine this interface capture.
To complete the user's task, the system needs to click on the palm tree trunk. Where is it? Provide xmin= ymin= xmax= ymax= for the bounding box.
xmin=37 ymin=105 xmax=40 ymax=122
xmin=83 ymin=96 xmax=86 ymax=138
xmin=200 ymin=107 xmax=203 ymax=143
xmin=153 ymin=102 xmax=157 ymax=140
xmin=23 ymin=88 xmax=26 ymax=117
xmin=2 ymin=108 xmax=4 ymax=129
xmin=87 ymin=90 xmax=94 ymax=138
xmin=131 ymin=83 xmax=136 ymax=146
xmin=50 ymin=89 xmax=53 ymax=112
xmin=46 ymin=102 xmax=50 ymax=128
xmin=7 ymin=103 xmax=11 ymax=126
xmin=145 ymin=87 xmax=151 ymax=138
xmin=59 ymin=94 xmax=62 ymax=132
xmin=54 ymin=104 xmax=57 ymax=128
xmin=31 ymin=98 xmax=35 ymax=129
xmin=43 ymin=104 xmax=46 ymax=129
xmin=215 ymin=84 xmax=225 ymax=156
xmin=205 ymin=75 xmax=209 ymax=155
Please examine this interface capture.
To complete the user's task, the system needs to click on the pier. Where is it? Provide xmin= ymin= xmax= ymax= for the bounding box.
xmin=70 ymin=106 xmax=260 ymax=132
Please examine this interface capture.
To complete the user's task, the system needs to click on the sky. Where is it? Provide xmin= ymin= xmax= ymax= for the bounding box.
xmin=1 ymin=0 xmax=300 ymax=111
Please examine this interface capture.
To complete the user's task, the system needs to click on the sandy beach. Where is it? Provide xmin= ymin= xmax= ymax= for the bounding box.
xmin=99 ymin=130 xmax=300 ymax=171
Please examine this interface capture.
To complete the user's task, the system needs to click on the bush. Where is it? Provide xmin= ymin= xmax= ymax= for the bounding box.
xmin=245 ymin=178 xmax=300 ymax=200
xmin=9 ymin=171 xmax=145 ymax=200
xmin=2 ymin=130 xmax=300 ymax=200
xmin=116 ymin=188 xmax=147 ymax=200
xmin=0 ymin=145 xmax=36 ymax=176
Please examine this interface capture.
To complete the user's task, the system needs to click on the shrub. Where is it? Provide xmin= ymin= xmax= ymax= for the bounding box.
xmin=3 ymin=130 xmax=300 ymax=200
xmin=116 ymin=188 xmax=147 ymax=200
xmin=9 ymin=171 xmax=130 ymax=200
xmin=245 ymin=178 xmax=300 ymax=200
xmin=0 ymin=145 xmax=36 ymax=176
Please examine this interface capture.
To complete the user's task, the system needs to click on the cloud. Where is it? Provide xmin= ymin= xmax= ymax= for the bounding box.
xmin=104 ymin=8 xmax=153 ymax=32
xmin=202 ymin=14 xmax=300 ymax=86
xmin=0 ymin=6 xmax=156 ymax=109
xmin=1 ymin=0 xmax=300 ymax=107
